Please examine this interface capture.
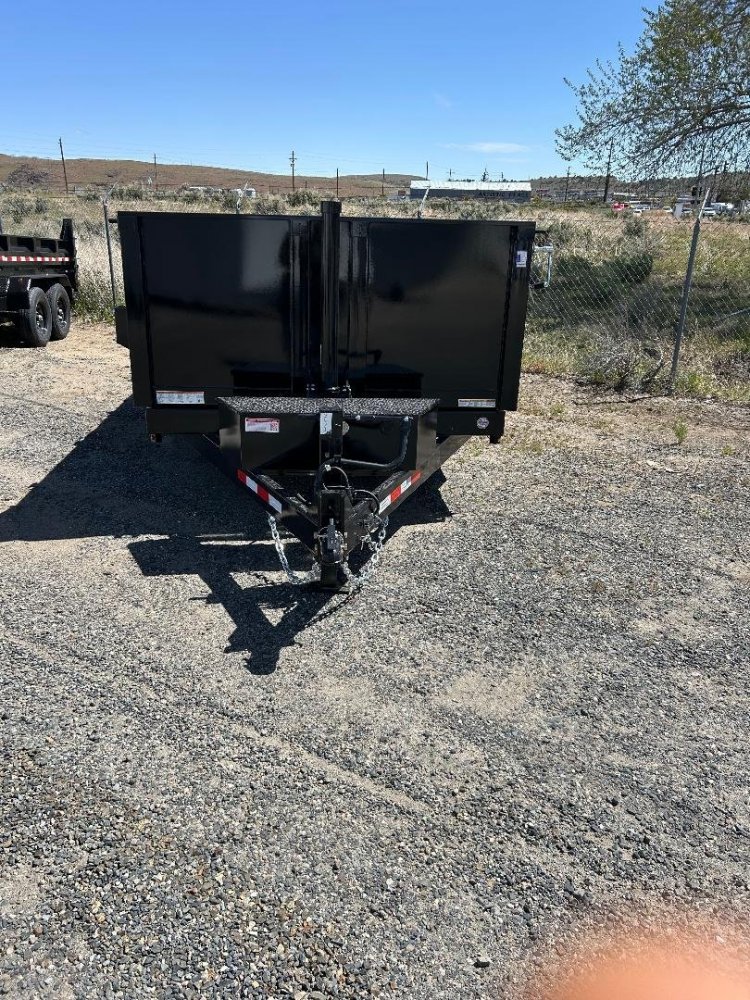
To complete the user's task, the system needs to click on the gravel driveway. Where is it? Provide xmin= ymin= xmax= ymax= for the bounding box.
xmin=1 ymin=323 xmax=749 ymax=999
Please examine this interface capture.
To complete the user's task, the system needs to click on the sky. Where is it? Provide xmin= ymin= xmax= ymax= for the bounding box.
xmin=3 ymin=0 xmax=647 ymax=180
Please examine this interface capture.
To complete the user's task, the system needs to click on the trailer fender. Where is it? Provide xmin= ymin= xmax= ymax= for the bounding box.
xmin=3 ymin=274 xmax=74 ymax=312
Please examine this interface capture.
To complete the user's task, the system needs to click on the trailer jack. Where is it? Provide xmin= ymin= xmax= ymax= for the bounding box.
xmin=318 ymin=518 xmax=345 ymax=588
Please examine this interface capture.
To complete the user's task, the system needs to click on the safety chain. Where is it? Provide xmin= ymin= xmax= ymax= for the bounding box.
xmin=267 ymin=513 xmax=389 ymax=590
xmin=267 ymin=515 xmax=320 ymax=586
xmin=341 ymin=515 xmax=389 ymax=592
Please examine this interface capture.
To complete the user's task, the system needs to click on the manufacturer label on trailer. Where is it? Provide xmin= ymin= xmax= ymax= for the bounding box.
xmin=515 ymin=250 xmax=528 ymax=268
xmin=155 ymin=390 xmax=205 ymax=405
xmin=245 ymin=418 xmax=280 ymax=433
xmin=458 ymin=398 xmax=496 ymax=408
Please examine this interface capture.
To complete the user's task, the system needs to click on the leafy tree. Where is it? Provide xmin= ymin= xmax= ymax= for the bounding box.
xmin=556 ymin=0 xmax=750 ymax=176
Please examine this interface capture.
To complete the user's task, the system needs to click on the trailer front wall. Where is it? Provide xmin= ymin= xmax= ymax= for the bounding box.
xmin=119 ymin=211 xmax=534 ymax=424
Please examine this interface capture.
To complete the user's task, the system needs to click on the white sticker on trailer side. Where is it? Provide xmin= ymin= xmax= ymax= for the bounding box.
xmin=319 ymin=412 xmax=333 ymax=435
xmin=458 ymin=398 xmax=496 ymax=408
xmin=155 ymin=391 xmax=205 ymax=405
xmin=245 ymin=418 xmax=280 ymax=433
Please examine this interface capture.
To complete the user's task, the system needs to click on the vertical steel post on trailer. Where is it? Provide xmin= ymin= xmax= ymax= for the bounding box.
xmin=320 ymin=200 xmax=342 ymax=394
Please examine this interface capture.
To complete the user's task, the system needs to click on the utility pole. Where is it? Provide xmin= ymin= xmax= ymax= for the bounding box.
xmin=425 ymin=161 xmax=429 ymax=180
xmin=602 ymin=138 xmax=614 ymax=203
xmin=290 ymin=150 xmax=296 ymax=191
xmin=381 ymin=168 xmax=385 ymax=197
xmin=563 ymin=166 xmax=571 ymax=204
xmin=336 ymin=168 xmax=339 ymax=199
xmin=153 ymin=153 xmax=158 ymax=190
xmin=58 ymin=137 xmax=69 ymax=194
xmin=449 ymin=167 xmax=453 ymax=180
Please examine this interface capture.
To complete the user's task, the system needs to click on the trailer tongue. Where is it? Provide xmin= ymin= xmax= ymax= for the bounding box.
xmin=117 ymin=201 xmax=535 ymax=588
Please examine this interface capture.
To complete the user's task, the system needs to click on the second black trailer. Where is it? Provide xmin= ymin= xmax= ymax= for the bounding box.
xmin=117 ymin=201 xmax=535 ymax=587
xmin=0 ymin=217 xmax=77 ymax=346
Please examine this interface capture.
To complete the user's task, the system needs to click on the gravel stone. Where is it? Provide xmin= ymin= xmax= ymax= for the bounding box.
xmin=1 ymin=323 xmax=749 ymax=998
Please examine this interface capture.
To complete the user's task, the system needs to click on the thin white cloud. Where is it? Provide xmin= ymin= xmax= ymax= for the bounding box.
xmin=434 ymin=93 xmax=455 ymax=109
xmin=444 ymin=142 xmax=531 ymax=154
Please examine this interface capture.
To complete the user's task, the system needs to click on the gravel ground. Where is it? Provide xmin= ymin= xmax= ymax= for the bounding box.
xmin=1 ymin=322 xmax=749 ymax=999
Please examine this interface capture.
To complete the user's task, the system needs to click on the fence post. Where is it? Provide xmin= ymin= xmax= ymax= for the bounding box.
xmin=669 ymin=180 xmax=712 ymax=392
xmin=102 ymin=190 xmax=117 ymax=314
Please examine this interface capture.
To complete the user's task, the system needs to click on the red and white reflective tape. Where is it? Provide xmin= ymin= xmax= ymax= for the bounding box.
xmin=0 ymin=254 xmax=71 ymax=263
xmin=237 ymin=469 xmax=283 ymax=513
xmin=378 ymin=471 xmax=421 ymax=514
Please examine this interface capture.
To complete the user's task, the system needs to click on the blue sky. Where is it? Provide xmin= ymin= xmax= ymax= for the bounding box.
xmin=4 ymin=0 xmax=646 ymax=179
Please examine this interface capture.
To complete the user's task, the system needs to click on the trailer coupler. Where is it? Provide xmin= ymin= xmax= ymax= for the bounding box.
xmin=317 ymin=518 xmax=346 ymax=588
xmin=267 ymin=511 xmax=389 ymax=592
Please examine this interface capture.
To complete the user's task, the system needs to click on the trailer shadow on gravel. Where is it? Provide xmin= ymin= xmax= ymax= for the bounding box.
xmin=0 ymin=397 xmax=453 ymax=674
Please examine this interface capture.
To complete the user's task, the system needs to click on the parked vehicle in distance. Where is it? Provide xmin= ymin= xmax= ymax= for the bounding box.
xmin=0 ymin=218 xmax=77 ymax=346
xmin=707 ymin=202 xmax=736 ymax=216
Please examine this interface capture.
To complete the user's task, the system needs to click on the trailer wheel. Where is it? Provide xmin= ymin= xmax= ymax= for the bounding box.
xmin=47 ymin=284 xmax=72 ymax=340
xmin=19 ymin=287 xmax=53 ymax=347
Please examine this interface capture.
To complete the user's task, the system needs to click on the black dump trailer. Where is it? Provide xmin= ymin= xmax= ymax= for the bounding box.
xmin=0 ymin=217 xmax=77 ymax=346
xmin=117 ymin=201 xmax=535 ymax=587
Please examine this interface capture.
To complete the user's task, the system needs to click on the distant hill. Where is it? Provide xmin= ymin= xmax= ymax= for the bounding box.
xmin=0 ymin=153 xmax=419 ymax=197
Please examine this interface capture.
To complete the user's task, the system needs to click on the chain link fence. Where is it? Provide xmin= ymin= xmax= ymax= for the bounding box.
xmin=526 ymin=210 xmax=750 ymax=397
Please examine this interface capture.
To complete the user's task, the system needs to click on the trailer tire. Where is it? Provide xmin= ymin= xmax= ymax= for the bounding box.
xmin=47 ymin=284 xmax=71 ymax=340
xmin=19 ymin=287 xmax=53 ymax=347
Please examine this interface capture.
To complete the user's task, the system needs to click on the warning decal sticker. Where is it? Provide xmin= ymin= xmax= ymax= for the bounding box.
xmin=245 ymin=418 xmax=280 ymax=434
xmin=155 ymin=390 xmax=205 ymax=405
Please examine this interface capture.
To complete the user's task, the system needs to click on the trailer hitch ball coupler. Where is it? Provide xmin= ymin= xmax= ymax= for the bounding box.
xmin=319 ymin=518 xmax=344 ymax=566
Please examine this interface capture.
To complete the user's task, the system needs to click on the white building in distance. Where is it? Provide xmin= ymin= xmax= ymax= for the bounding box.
xmin=410 ymin=179 xmax=532 ymax=202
